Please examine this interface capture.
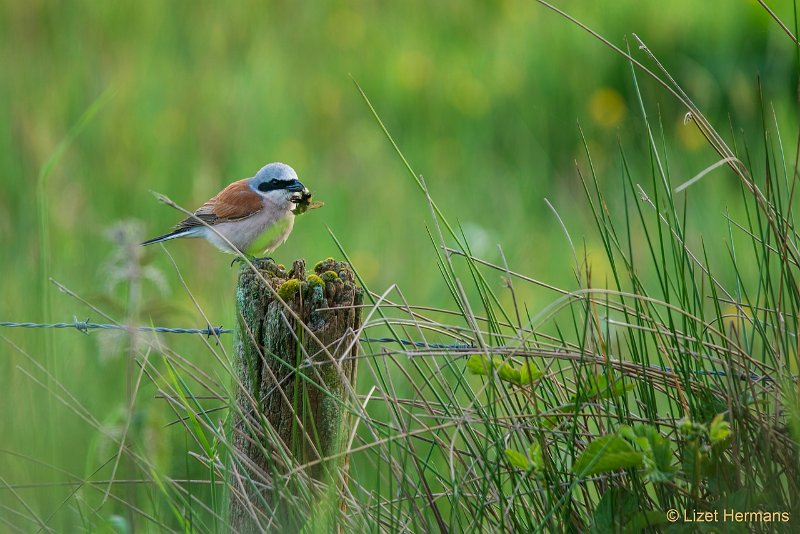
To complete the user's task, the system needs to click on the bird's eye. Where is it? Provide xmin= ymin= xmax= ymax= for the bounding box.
xmin=257 ymin=179 xmax=281 ymax=192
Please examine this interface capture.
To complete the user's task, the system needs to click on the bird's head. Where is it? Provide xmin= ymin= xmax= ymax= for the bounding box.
xmin=249 ymin=162 xmax=307 ymax=209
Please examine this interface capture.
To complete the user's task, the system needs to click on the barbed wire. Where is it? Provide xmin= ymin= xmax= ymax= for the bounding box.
xmin=0 ymin=321 xmax=780 ymax=382
xmin=361 ymin=338 xmax=778 ymax=381
xmin=0 ymin=321 xmax=472 ymax=348
xmin=0 ymin=319 xmax=230 ymax=337
xmin=361 ymin=337 xmax=473 ymax=349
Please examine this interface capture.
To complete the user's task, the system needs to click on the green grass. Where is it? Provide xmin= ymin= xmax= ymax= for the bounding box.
xmin=2 ymin=1 xmax=800 ymax=532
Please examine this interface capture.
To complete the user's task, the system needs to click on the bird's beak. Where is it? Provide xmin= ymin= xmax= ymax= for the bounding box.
xmin=285 ymin=180 xmax=305 ymax=192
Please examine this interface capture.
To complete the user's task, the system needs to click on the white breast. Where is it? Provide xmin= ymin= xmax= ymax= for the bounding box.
xmin=201 ymin=204 xmax=295 ymax=255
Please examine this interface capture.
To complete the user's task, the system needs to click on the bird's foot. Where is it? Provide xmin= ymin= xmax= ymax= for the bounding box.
xmin=230 ymin=254 xmax=257 ymax=268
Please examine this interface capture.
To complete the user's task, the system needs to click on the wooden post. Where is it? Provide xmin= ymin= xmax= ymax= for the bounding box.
xmin=229 ymin=257 xmax=362 ymax=532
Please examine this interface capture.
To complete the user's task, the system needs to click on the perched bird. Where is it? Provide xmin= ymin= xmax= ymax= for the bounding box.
xmin=141 ymin=162 xmax=307 ymax=257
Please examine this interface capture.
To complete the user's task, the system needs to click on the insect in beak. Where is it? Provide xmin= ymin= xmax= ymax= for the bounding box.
xmin=290 ymin=187 xmax=311 ymax=204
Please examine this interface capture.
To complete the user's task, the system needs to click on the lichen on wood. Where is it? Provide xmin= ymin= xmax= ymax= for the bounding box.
xmin=229 ymin=257 xmax=362 ymax=532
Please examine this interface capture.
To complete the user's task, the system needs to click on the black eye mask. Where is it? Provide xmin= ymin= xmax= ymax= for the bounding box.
xmin=257 ymin=179 xmax=283 ymax=192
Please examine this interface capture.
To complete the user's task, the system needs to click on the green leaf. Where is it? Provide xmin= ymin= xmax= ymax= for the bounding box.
xmin=573 ymin=434 xmax=644 ymax=476
xmin=681 ymin=441 xmax=704 ymax=490
xmin=466 ymin=354 xmax=496 ymax=376
xmin=590 ymin=487 xmax=638 ymax=533
xmin=528 ymin=442 xmax=544 ymax=470
xmin=496 ymin=362 xmax=522 ymax=384
xmin=619 ymin=424 xmax=676 ymax=483
xmin=505 ymin=448 xmax=529 ymax=470
xmin=518 ymin=360 xmax=543 ymax=384
xmin=466 ymin=355 xmax=541 ymax=386
xmin=678 ymin=416 xmax=708 ymax=441
xmin=467 ymin=354 xmax=509 ymax=377
xmin=573 ymin=373 xmax=634 ymax=404
xmin=542 ymin=371 xmax=633 ymax=429
xmin=709 ymin=413 xmax=731 ymax=444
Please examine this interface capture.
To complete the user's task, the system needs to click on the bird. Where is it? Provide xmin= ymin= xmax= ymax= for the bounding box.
xmin=141 ymin=162 xmax=307 ymax=258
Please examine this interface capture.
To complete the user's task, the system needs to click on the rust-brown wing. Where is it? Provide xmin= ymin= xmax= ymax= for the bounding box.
xmin=174 ymin=179 xmax=263 ymax=231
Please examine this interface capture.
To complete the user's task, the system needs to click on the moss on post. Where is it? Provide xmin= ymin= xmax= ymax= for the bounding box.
xmin=229 ymin=258 xmax=362 ymax=532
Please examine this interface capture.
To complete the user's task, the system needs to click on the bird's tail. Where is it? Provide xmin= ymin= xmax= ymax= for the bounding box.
xmin=140 ymin=228 xmax=196 ymax=247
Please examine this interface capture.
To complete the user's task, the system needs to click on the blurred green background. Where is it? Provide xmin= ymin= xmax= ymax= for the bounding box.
xmin=0 ymin=0 xmax=796 ymax=529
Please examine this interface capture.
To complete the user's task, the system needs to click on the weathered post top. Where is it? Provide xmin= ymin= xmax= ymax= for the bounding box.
xmin=229 ymin=257 xmax=363 ymax=532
